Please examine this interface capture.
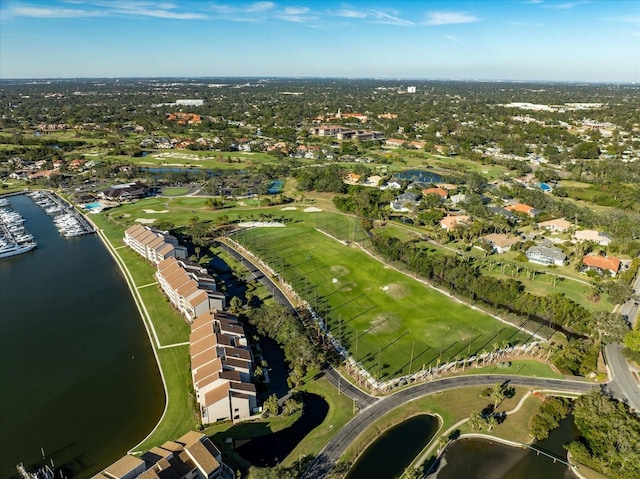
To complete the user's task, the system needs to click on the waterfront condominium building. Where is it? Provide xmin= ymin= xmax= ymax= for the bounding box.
xmin=91 ymin=430 xmax=232 ymax=479
xmin=155 ymin=257 xmax=226 ymax=322
xmin=190 ymin=310 xmax=257 ymax=424
xmin=124 ymin=224 xmax=188 ymax=265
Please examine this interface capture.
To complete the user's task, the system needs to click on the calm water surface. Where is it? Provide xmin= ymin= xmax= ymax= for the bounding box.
xmin=0 ymin=194 xmax=164 ymax=479
xmin=436 ymin=415 xmax=579 ymax=479
xmin=345 ymin=415 xmax=439 ymax=479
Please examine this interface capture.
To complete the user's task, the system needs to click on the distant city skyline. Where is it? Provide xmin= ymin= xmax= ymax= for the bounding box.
xmin=1 ymin=0 xmax=639 ymax=82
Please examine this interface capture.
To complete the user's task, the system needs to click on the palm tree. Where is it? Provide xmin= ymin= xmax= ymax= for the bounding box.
xmin=469 ymin=409 xmax=485 ymax=432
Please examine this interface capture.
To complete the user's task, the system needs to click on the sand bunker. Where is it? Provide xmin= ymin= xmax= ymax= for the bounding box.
xmin=135 ymin=218 xmax=155 ymax=224
xmin=382 ymin=283 xmax=410 ymax=299
xmin=304 ymin=207 xmax=322 ymax=212
xmin=281 ymin=206 xmax=297 ymax=210
xmin=143 ymin=209 xmax=169 ymax=213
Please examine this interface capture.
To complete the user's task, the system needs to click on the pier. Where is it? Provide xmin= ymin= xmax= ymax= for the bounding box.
xmin=520 ymin=442 xmax=572 ymax=466
xmin=28 ymin=191 xmax=95 ymax=237
xmin=0 ymin=196 xmax=37 ymax=257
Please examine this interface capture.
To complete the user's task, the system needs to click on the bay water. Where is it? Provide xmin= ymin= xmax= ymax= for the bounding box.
xmin=0 ymin=194 xmax=164 ymax=478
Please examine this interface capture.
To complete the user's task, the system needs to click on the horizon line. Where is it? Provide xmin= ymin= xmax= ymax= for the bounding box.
xmin=0 ymin=75 xmax=637 ymax=85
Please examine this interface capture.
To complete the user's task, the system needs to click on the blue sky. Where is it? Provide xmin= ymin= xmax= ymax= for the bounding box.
xmin=1 ymin=0 xmax=638 ymax=82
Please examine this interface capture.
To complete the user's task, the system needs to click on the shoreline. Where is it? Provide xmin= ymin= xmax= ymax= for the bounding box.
xmin=79 ymin=203 xmax=171 ymax=454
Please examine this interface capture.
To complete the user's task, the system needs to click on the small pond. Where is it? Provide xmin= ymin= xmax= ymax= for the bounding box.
xmin=395 ymin=169 xmax=443 ymax=184
xmin=435 ymin=415 xmax=579 ymax=479
xmin=235 ymin=393 xmax=328 ymax=467
xmin=345 ymin=414 xmax=439 ymax=479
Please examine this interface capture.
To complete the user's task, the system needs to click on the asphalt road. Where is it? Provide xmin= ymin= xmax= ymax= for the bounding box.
xmin=302 ymin=375 xmax=597 ymax=478
xmin=323 ymin=368 xmax=379 ymax=410
xmin=217 ymin=240 xmax=292 ymax=310
xmin=605 ymin=344 xmax=640 ymax=413
xmin=218 ymin=238 xmax=605 ymax=478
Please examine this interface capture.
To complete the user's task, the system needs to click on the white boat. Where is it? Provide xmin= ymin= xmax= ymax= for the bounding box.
xmin=0 ymin=241 xmax=36 ymax=259
xmin=16 ymin=462 xmax=55 ymax=479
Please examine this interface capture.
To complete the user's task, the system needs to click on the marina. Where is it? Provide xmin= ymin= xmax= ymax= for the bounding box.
xmin=0 ymin=197 xmax=37 ymax=259
xmin=0 ymin=193 xmax=164 ymax=479
xmin=27 ymin=191 xmax=95 ymax=238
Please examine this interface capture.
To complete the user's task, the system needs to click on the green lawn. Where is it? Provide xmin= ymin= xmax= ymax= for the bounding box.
xmin=135 ymin=345 xmax=196 ymax=451
xmin=459 ymin=360 xmax=564 ymax=379
xmin=234 ymin=225 xmax=531 ymax=381
xmin=161 ymin=187 xmax=192 ymax=196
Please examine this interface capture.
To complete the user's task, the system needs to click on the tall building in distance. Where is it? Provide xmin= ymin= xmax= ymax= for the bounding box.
xmin=407 ymin=86 xmax=417 ymax=93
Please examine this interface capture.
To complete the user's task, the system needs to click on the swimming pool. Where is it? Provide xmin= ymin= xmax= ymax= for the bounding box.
xmin=84 ymin=201 xmax=103 ymax=210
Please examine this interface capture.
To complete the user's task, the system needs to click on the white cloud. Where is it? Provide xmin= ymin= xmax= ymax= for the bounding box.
xmin=283 ymin=6 xmax=309 ymax=15
xmin=8 ymin=5 xmax=102 ymax=18
xmin=370 ymin=10 xmax=413 ymax=26
xmin=424 ymin=11 xmax=478 ymax=26
xmin=246 ymin=2 xmax=275 ymax=12
xmin=7 ymin=1 xmax=210 ymax=20
xmin=444 ymin=35 xmax=460 ymax=42
xmin=334 ymin=8 xmax=367 ymax=19
xmin=544 ymin=1 xmax=589 ymax=10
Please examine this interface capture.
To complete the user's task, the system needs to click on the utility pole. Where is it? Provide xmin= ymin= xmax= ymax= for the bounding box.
xmin=409 ymin=341 xmax=415 ymax=375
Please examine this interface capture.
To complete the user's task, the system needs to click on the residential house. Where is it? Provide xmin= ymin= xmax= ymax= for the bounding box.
xmin=124 ymin=224 xmax=188 ymax=265
xmin=380 ymin=180 xmax=402 ymax=190
xmin=525 ymin=245 xmax=566 ymax=266
xmin=506 ymin=203 xmax=539 ymax=217
xmin=537 ymin=218 xmax=573 ymax=233
xmin=390 ymin=192 xmax=420 ymax=212
xmin=483 ymin=233 xmax=521 ymax=254
xmin=385 ymin=138 xmax=406 ymax=148
xmin=343 ymin=173 xmax=361 ymax=185
xmin=156 ymin=257 xmax=226 ymax=322
xmin=408 ymin=140 xmax=426 ymax=150
xmin=93 ymin=431 xmax=229 ymax=479
xmin=450 ymin=193 xmax=467 ymax=205
xmin=422 ymin=187 xmax=448 ymax=200
xmin=488 ymin=206 xmax=517 ymax=221
xmin=97 ymin=456 xmax=146 ymax=479
xmin=573 ymin=229 xmax=612 ymax=246
xmin=441 ymin=215 xmax=471 ymax=231
xmin=363 ymin=175 xmax=382 ymax=187
xmin=190 ymin=311 xmax=257 ymax=423
xmin=582 ymin=255 xmax=621 ymax=276
xmin=69 ymin=158 xmax=85 ymax=170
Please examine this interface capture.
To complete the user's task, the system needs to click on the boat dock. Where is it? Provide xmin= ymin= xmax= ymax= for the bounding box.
xmin=0 ymin=197 xmax=37 ymax=258
xmin=28 ymin=191 xmax=95 ymax=238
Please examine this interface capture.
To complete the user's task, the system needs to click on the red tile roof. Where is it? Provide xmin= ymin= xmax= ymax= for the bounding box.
xmin=582 ymin=255 xmax=621 ymax=273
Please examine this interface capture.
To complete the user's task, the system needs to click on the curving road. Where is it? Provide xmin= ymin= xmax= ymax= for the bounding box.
xmin=605 ymin=344 xmax=640 ymax=413
xmin=217 ymin=237 xmax=602 ymax=478
xmin=302 ymin=375 xmax=599 ymax=479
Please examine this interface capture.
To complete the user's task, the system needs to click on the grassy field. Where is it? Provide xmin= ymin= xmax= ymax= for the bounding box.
xmin=233 ymin=224 xmax=531 ymax=381
xmin=135 ymin=345 xmax=196 ymax=451
xmin=458 ymin=360 xmax=564 ymax=379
